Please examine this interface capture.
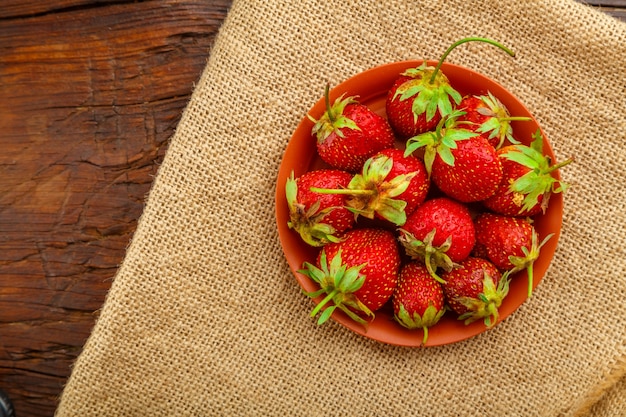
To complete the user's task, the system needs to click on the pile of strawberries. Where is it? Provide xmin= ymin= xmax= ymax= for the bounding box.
xmin=285 ymin=38 xmax=571 ymax=344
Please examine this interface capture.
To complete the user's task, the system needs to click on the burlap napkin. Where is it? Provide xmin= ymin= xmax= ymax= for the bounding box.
xmin=55 ymin=0 xmax=626 ymax=415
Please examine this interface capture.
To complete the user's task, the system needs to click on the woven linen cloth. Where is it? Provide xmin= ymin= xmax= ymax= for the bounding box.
xmin=56 ymin=0 xmax=626 ymax=415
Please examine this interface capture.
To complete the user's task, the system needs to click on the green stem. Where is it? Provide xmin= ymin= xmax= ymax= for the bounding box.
xmin=485 ymin=302 xmax=499 ymax=329
xmin=434 ymin=111 xmax=447 ymax=138
xmin=421 ymin=326 xmax=429 ymax=346
xmin=545 ymin=157 xmax=574 ymax=174
xmin=324 ymin=83 xmax=334 ymax=124
xmin=424 ymin=250 xmax=446 ymax=285
xmin=500 ymin=116 xmax=532 ymax=122
xmin=310 ymin=288 xmax=338 ymax=318
xmin=526 ymin=264 xmax=534 ymax=299
xmin=429 ymin=37 xmax=516 ymax=84
xmin=310 ymin=187 xmax=374 ymax=196
xmin=339 ymin=305 xmax=368 ymax=326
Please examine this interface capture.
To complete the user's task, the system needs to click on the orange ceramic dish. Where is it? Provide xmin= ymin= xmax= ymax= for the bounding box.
xmin=275 ymin=60 xmax=563 ymax=347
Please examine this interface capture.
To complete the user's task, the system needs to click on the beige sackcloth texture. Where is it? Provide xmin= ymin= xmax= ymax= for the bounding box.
xmin=55 ymin=0 xmax=625 ymax=415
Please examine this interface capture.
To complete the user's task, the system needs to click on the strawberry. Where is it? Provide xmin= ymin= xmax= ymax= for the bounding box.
xmin=456 ymin=92 xmax=530 ymax=149
xmin=309 ymin=85 xmax=395 ymax=172
xmin=286 ymin=170 xmax=355 ymax=247
xmin=473 ymin=213 xmax=553 ymax=297
xmin=371 ymin=148 xmax=430 ymax=217
xmin=310 ymin=148 xmax=429 ymax=226
xmin=431 ymin=133 xmax=503 ymax=202
xmin=398 ymin=197 xmax=475 ymax=283
xmin=385 ymin=37 xmax=515 ymax=139
xmin=299 ymin=228 xmax=400 ymax=325
xmin=392 ymin=261 xmax=445 ymax=345
xmin=442 ymin=257 xmax=510 ymax=328
xmin=482 ymin=130 xmax=573 ymax=216
xmin=385 ymin=65 xmax=460 ymax=138
xmin=406 ymin=110 xmax=503 ymax=202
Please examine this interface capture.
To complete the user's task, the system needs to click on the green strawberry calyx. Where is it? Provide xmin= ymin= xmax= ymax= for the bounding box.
xmin=308 ymin=84 xmax=361 ymax=143
xmin=395 ymin=302 xmax=446 ymax=345
xmin=501 ymin=130 xmax=574 ymax=214
xmin=393 ymin=62 xmax=462 ymax=122
xmin=397 ymin=229 xmax=458 ymax=284
xmin=508 ymin=227 xmax=554 ymax=298
xmin=404 ymin=109 xmax=479 ymax=176
xmin=474 ymin=91 xmax=530 ymax=148
xmin=310 ymin=154 xmax=416 ymax=226
xmin=456 ymin=270 xmax=511 ymax=328
xmin=286 ymin=171 xmax=344 ymax=247
xmin=299 ymin=249 xmax=373 ymax=326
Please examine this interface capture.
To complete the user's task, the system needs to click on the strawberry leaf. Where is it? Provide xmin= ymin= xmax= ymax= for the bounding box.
xmin=299 ymin=250 xmax=370 ymax=326
xmin=287 ymin=172 xmax=344 ymax=246
xmin=501 ymin=131 xmax=572 ymax=214
xmin=456 ymin=270 xmax=510 ymax=328
xmin=309 ymin=93 xmax=361 ymax=142
xmin=437 ymin=146 xmax=455 ymax=167
xmin=396 ymin=84 xmax=424 ymax=102
xmin=394 ymin=64 xmax=462 ymax=122
xmin=477 ymin=118 xmax=502 ymax=138
xmin=385 ymin=173 xmax=414 ymax=198
xmin=317 ymin=305 xmax=336 ymax=324
xmin=394 ymin=302 xmax=445 ymax=345
xmin=285 ymin=171 xmax=298 ymax=212
xmin=445 ymin=129 xmax=477 ymax=142
xmin=376 ymin=198 xmax=408 ymax=226
xmin=405 ymin=111 xmax=476 ymax=173
xmin=343 ymin=155 xmax=414 ymax=226
xmin=397 ymin=229 xmax=454 ymax=284
xmin=501 ymin=146 xmax=543 ymax=170
xmin=424 ymin=90 xmax=439 ymax=122
xmin=404 ymin=131 xmax=436 ymax=156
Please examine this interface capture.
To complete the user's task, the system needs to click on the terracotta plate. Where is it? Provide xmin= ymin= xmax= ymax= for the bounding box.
xmin=275 ymin=61 xmax=563 ymax=347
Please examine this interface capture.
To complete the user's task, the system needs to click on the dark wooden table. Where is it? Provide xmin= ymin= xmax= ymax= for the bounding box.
xmin=0 ymin=1 xmax=623 ymax=416
xmin=0 ymin=1 xmax=232 ymax=415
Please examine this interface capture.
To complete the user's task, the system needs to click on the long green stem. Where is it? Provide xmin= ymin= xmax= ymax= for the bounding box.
xmin=526 ymin=265 xmax=534 ymax=299
xmin=500 ymin=116 xmax=532 ymax=122
xmin=310 ymin=187 xmax=374 ymax=196
xmin=429 ymin=37 xmax=516 ymax=84
xmin=324 ymin=83 xmax=334 ymax=123
xmin=545 ymin=157 xmax=575 ymax=174
xmin=310 ymin=288 xmax=338 ymax=318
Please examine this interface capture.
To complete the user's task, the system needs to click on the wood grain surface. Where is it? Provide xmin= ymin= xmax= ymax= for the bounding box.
xmin=0 ymin=1 xmax=623 ymax=416
xmin=0 ymin=1 xmax=232 ymax=415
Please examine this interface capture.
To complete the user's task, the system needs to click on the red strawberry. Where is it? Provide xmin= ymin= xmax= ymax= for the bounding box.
xmin=398 ymin=197 xmax=475 ymax=283
xmin=311 ymin=148 xmax=429 ymax=226
xmin=372 ymin=148 xmax=430 ymax=217
xmin=299 ymin=228 xmax=401 ymax=325
xmin=370 ymin=148 xmax=430 ymax=216
xmin=431 ymin=134 xmax=502 ymax=202
xmin=442 ymin=257 xmax=510 ymax=328
xmin=456 ymin=92 xmax=530 ymax=149
xmin=406 ymin=110 xmax=503 ymax=202
xmin=385 ymin=37 xmax=515 ymax=139
xmin=482 ymin=130 xmax=573 ymax=216
xmin=392 ymin=262 xmax=445 ymax=345
xmin=385 ymin=65 xmax=460 ymax=138
xmin=286 ymin=170 xmax=355 ymax=247
xmin=473 ymin=213 xmax=553 ymax=297
xmin=309 ymin=85 xmax=395 ymax=172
